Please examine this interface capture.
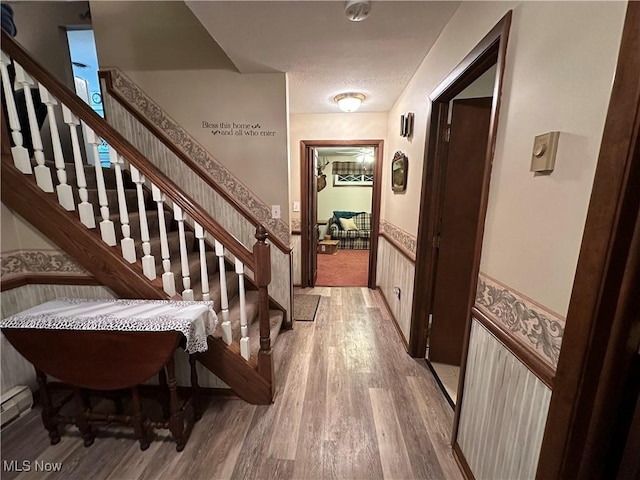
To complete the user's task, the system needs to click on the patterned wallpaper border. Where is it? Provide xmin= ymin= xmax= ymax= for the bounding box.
xmin=1 ymin=250 xmax=88 ymax=278
xmin=107 ymin=69 xmax=290 ymax=247
xmin=291 ymin=218 xmax=301 ymax=233
xmin=379 ymin=220 xmax=417 ymax=260
xmin=475 ymin=272 xmax=565 ymax=368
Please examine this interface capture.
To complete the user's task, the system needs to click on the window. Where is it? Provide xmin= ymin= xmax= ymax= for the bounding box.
xmin=334 ymin=173 xmax=374 ymax=186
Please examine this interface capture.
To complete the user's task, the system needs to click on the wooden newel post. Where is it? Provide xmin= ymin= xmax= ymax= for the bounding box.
xmin=254 ymin=225 xmax=274 ymax=395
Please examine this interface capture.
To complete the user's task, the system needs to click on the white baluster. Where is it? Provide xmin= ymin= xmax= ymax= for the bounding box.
xmin=62 ymin=105 xmax=95 ymax=228
xmin=195 ymin=223 xmax=210 ymax=301
xmin=130 ymin=165 xmax=156 ymax=280
xmin=14 ymin=62 xmax=52 ymax=192
xmin=236 ymin=258 xmax=249 ymax=361
xmin=39 ymin=85 xmax=74 ymax=211
xmin=110 ymin=146 xmax=136 ymax=263
xmin=0 ymin=51 xmax=30 ymax=173
xmin=216 ymin=240 xmax=231 ymax=345
xmin=152 ymin=185 xmax=175 ymax=296
xmin=173 ymin=204 xmax=193 ymax=300
xmin=85 ymin=126 xmax=115 ymax=245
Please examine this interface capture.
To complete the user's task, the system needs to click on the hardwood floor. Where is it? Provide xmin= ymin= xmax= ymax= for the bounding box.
xmin=1 ymin=288 xmax=462 ymax=480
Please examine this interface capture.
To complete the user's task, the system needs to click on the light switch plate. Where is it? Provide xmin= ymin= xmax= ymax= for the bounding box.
xmin=271 ymin=205 xmax=281 ymax=219
xmin=293 ymin=201 xmax=300 ymax=212
xmin=531 ymin=131 xmax=560 ymax=173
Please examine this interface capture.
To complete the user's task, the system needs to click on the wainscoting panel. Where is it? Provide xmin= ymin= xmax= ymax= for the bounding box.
xmin=1 ymin=284 xmax=116 ymax=393
xmin=457 ymin=319 xmax=551 ymax=479
xmin=103 ymin=90 xmax=291 ymax=320
xmin=376 ymin=236 xmax=415 ymax=345
xmin=292 ymin=233 xmax=302 ymax=286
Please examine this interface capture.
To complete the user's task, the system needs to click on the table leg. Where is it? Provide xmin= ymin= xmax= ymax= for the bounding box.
xmin=74 ymin=388 xmax=94 ymax=447
xmin=131 ymin=386 xmax=150 ymax=451
xmin=35 ymin=369 xmax=60 ymax=445
xmin=166 ymin=357 xmax=185 ymax=452
xmin=158 ymin=368 xmax=170 ymax=419
xmin=189 ymin=355 xmax=201 ymax=421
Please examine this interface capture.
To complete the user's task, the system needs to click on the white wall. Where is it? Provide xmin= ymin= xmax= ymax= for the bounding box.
xmin=317 ymin=158 xmax=372 ymax=222
xmin=383 ymin=0 xmax=626 ymax=316
xmin=91 ymin=1 xmax=290 ymax=222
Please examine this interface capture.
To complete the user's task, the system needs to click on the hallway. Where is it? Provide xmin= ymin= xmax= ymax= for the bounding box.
xmin=1 ymin=288 xmax=461 ymax=479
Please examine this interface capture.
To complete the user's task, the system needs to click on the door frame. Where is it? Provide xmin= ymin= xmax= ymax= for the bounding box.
xmin=409 ymin=12 xmax=512 ymax=361
xmin=536 ymin=3 xmax=640 ymax=478
xmin=300 ymin=139 xmax=384 ymax=288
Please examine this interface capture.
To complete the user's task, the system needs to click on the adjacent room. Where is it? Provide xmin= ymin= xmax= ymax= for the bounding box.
xmin=315 ymin=146 xmax=374 ymax=287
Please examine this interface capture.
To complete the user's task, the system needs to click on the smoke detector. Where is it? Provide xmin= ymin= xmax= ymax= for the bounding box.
xmin=345 ymin=0 xmax=371 ymax=22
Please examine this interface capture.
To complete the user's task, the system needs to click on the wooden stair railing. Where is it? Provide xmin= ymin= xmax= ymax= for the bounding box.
xmin=1 ymin=31 xmax=280 ymax=404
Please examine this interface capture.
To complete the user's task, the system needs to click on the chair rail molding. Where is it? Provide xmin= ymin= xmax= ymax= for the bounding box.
xmin=379 ymin=219 xmax=417 ymax=262
xmin=475 ymin=272 xmax=565 ymax=369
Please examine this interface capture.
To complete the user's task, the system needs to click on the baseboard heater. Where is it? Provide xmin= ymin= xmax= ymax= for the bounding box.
xmin=1 ymin=385 xmax=33 ymax=427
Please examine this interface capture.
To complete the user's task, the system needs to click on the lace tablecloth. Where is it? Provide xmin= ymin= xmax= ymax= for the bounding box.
xmin=0 ymin=298 xmax=217 ymax=353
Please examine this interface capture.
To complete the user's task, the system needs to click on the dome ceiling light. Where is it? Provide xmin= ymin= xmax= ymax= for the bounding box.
xmin=345 ymin=0 xmax=372 ymax=22
xmin=334 ymin=92 xmax=366 ymax=112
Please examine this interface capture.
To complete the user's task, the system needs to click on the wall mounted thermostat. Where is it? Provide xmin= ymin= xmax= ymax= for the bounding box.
xmin=530 ymin=131 xmax=560 ymax=173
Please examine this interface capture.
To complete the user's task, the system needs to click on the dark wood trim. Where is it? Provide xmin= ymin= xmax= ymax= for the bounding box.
xmin=1 ymin=274 xmax=101 ymax=292
xmin=1 ymin=32 xmax=254 ymax=270
xmin=472 ymin=307 xmax=554 ymax=389
xmin=291 ymin=230 xmax=302 ymax=235
xmin=195 ymin=336 xmax=273 ymax=404
xmin=407 ymin=11 xmax=512 ymax=443
xmin=537 ymin=3 xmax=640 ymax=478
xmin=99 ymin=70 xmax=291 ymax=256
xmin=376 ymin=287 xmax=409 ymax=352
xmin=300 ymin=139 xmax=383 ymax=288
xmin=453 ymin=441 xmax=475 ymax=480
xmin=1 ymin=158 xmax=170 ymax=300
xmin=379 ymin=231 xmax=416 ymax=265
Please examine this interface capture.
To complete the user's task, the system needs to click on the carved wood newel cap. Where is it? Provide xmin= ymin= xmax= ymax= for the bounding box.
xmin=255 ymin=225 xmax=269 ymax=243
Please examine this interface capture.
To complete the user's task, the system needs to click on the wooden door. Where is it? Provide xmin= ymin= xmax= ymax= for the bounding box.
xmin=428 ymin=97 xmax=493 ymax=366
xmin=309 ymin=147 xmax=319 ymax=286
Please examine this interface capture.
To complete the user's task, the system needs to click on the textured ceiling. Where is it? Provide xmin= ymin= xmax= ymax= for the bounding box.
xmin=186 ymin=1 xmax=460 ymax=114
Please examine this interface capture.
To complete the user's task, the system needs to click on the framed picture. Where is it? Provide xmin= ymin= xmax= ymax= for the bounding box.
xmin=391 ymin=151 xmax=408 ymax=192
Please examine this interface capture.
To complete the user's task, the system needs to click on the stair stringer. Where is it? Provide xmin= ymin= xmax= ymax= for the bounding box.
xmin=196 ymin=337 xmax=273 ymax=405
xmin=2 ymin=157 xmax=274 ymax=404
xmin=1 ymin=158 xmax=168 ymax=300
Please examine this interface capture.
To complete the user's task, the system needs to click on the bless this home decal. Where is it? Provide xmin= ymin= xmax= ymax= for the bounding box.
xmin=202 ymin=120 xmax=277 ymax=138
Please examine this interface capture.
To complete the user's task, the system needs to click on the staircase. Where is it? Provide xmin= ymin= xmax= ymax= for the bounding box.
xmin=1 ymin=31 xmax=284 ymax=404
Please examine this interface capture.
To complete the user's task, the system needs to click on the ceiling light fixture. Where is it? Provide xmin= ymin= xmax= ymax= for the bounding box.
xmin=345 ymin=0 xmax=371 ymax=22
xmin=334 ymin=92 xmax=365 ymax=112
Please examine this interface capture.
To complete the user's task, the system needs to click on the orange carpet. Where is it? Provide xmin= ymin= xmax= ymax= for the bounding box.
xmin=316 ymin=249 xmax=369 ymax=287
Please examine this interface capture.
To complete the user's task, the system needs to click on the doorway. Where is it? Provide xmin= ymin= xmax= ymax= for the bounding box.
xmin=300 ymin=140 xmax=383 ymax=289
xmin=410 ymin=14 xmax=511 ymax=407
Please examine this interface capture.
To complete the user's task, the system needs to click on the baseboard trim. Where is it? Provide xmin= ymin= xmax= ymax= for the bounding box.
xmin=376 ymin=287 xmax=409 ymax=352
xmin=453 ymin=441 xmax=475 ymax=480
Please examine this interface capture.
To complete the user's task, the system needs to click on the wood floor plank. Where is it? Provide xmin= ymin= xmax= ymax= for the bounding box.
xmin=408 ymin=376 xmax=464 ymax=479
xmin=369 ymin=388 xmax=415 ymax=480
xmin=3 ymin=287 xmax=463 ymax=480
xmin=267 ymin=352 xmax=311 ymax=460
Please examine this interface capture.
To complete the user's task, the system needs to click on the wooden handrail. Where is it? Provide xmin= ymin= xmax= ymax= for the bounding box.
xmin=98 ymin=70 xmax=292 ymax=256
xmin=1 ymin=31 xmax=255 ymax=270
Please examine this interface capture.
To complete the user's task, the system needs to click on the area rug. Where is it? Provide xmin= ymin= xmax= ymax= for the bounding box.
xmin=294 ymin=294 xmax=321 ymax=321
xmin=316 ymin=249 xmax=369 ymax=287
